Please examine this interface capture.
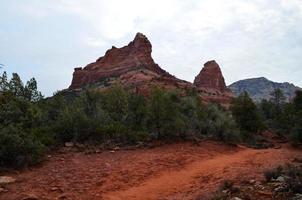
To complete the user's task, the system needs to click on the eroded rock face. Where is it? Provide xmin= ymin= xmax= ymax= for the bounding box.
xmin=70 ymin=33 xmax=177 ymax=89
xmin=193 ymin=60 xmax=234 ymax=105
xmin=68 ymin=33 xmax=233 ymax=106
xmin=194 ymin=60 xmax=229 ymax=92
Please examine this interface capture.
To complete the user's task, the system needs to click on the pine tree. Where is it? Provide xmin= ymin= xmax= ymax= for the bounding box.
xmin=9 ymin=73 xmax=24 ymax=97
xmin=270 ymin=88 xmax=286 ymax=116
xmin=231 ymin=91 xmax=263 ymax=134
xmin=0 ymin=71 xmax=9 ymax=92
xmin=24 ymin=78 xmax=43 ymax=102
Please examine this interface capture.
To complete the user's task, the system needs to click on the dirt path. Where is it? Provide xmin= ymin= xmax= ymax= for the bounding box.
xmin=1 ymin=142 xmax=301 ymax=200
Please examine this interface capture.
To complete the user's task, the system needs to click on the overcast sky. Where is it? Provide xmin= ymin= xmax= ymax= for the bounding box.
xmin=1 ymin=0 xmax=302 ymax=96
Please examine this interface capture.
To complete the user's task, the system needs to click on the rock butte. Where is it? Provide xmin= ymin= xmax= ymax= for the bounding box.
xmin=69 ymin=33 xmax=233 ymax=106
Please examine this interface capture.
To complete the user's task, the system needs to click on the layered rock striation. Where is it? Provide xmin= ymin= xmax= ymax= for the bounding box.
xmin=69 ymin=33 xmax=233 ymax=105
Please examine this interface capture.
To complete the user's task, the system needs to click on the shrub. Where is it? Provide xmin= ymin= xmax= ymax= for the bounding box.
xmin=220 ymin=180 xmax=234 ymax=190
xmin=147 ymin=87 xmax=186 ymax=139
xmin=264 ymin=165 xmax=283 ymax=182
xmin=284 ymin=165 xmax=302 ymax=193
xmin=127 ymin=93 xmax=147 ymax=131
xmin=125 ymin=130 xmax=149 ymax=144
xmin=0 ymin=126 xmax=46 ymax=168
xmin=290 ymin=127 xmax=302 ymax=146
xmin=199 ymin=104 xmax=240 ymax=143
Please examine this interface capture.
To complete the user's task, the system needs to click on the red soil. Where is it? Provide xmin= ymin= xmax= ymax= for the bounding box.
xmin=1 ymin=141 xmax=301 ymax=200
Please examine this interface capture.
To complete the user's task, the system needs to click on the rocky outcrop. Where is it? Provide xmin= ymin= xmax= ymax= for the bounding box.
xmin=193 ymin=60 xmax=234 ymax=105
xmin=69 ymin=33 xmax=233 ymax=106
xmin=229 ymin=77 xmax=301 ymax=102
xmin=194 ymin=60 xmax=229 ymax=92
xmin=70 ymin=33 xmax=181 ymax=90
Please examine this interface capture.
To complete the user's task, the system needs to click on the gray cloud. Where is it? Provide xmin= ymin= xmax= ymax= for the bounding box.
xmin=0 ymin=0 xmax=301 ymax=96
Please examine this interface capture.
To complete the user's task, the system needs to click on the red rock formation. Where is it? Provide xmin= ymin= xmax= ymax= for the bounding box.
xmin=70 ymin=33 xmax=177 ymax=89
xmin=69 ymin=33 xmax=233 ymax=106
xmin=194 ymin=60 xmax=228 ymax=92
xmin=194 ymin=60 xmax=234 ymax=105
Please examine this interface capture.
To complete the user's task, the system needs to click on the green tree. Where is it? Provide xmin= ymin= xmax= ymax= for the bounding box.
xmin=103 ymin=84 xmax=128 ymax=122
xmin=0 ymin=91 xmax=39 ymax=129
xmin=204 ymin=104 xmax=240 ymax=142
xmin=180 ymin=94 xmax=206 ymax=137
xmin=290 ymin=90 xmax=302 ymax=145
xmin=9 ymin=73 xmax=24 ymax=97
xmin=127 ymin=92 xmax=147 ymax=131
xmin=147 ymin=88 xmax=185 ymax=139
xmin=231 ymin=92 xmax=263 ymax=134
xmin=270 ymin=88 xmax=286 ymax=111
xmin=24 ymin=78 xmax=43 ymax=102
xmin=0 ymin=71 xmax=9 ymax=92
xmin=293 ymin=90 xmax=302 ymax=111
xmin=0 ymin=126 xmax=45 ymax=168
xmin=259 ymin=99 xmax=274 ymax=120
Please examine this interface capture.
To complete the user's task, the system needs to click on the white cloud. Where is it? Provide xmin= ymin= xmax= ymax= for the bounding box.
xmin=2 ymin=0 xmax=302 ymax=95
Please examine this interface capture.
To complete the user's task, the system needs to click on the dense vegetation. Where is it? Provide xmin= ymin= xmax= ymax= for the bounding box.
xmin=258 ymin=88 xmax=302 ymax=145
xmin=0 ymin=71 xmax=301 ymax=169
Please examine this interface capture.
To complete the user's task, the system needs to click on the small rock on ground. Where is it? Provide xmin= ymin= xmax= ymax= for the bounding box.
xmin=0 ymin=176 xmax=16 ymax=184
xmin=231 ymin=197 xmax=243 ymax=200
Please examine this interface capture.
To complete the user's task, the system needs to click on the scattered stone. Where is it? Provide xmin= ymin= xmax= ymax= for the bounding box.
xmin=105 ymin=163 xmax=111 ymax=170
xmin=75 ymin=143 xmax=85 ymax=148
xmin=257 ymin=191 xmax=272 ymax=197
xmin=293 ymin=194 xmax=302 ymax=200
xmin=274 ymin=185 xmax=287 ymax=192
xmin=222 ymin=189 xmax=229 ymax=194
xmin=0 ymin=187 xmax=5 ymax=193
xmin=113 ymin=146 xmax=120 ymax=151
xmin=50 ymin=186 xmax=63 ymax=193
xmin=0 ymin=176 xmax=16 ymax=184
xmin=230 ymin=197 xmax=243 ymax=200
xmin=21 ymin=194 xmax=39 ymax=200
xmin=57 ymin=193 xmax=68 ymax=199
xmin=254 ymin=183 xmax=265 ymax=190
xmin=64 ymin=142 xmax=74 ymax=147
xmin=249 ymin=179 xmax=256 ymax=184
xmin=110 ymin=150 xmax=115 ymax=153
xmin=276 ymin=176 xmax=285 ymax=182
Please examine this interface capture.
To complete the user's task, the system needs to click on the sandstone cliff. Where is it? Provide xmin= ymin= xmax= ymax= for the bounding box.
xmin=69 ymin=33 xmax=233 ymax=105
xmin=193 ymin=60 xmax=234 ymax=105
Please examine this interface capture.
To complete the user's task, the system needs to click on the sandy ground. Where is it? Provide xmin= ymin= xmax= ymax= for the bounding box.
xmin=1 ymin=141 xmax=301 ymax=200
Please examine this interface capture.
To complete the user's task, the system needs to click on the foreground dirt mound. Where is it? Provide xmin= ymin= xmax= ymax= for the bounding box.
xmin=0 ymin=142 xmax=301 ymax=200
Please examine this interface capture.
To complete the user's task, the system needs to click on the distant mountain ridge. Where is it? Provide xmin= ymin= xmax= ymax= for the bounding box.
xmin=228 ymin=77 xmax=301 ymax=102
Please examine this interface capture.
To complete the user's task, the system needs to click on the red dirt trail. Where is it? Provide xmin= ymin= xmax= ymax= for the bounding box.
xmin=1 ymin=141 xmax=301 ymax=200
